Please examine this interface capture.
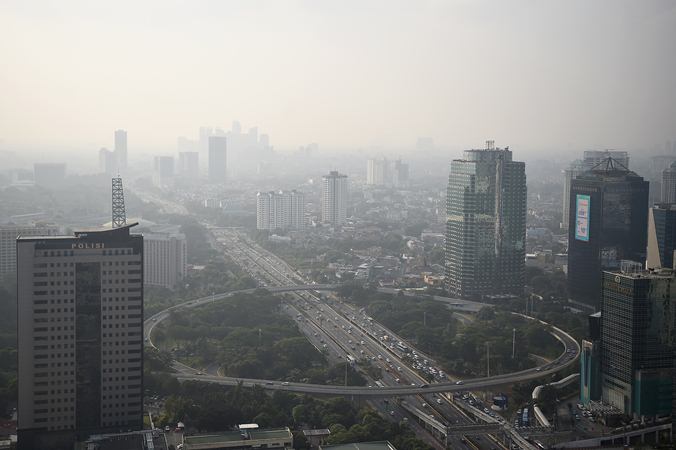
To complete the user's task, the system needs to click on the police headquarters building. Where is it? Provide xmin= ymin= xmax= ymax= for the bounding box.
xmin=16 ymin=224 xmax=144 ymax=450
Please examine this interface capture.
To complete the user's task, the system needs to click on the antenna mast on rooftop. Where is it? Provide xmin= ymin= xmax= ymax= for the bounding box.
xmin=111 ymin=176 xmax=127 ymax=228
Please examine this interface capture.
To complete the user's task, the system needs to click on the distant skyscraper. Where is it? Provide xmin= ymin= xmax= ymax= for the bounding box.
xmin=646 ymin=203 xmax=676 ymax=270
xmin=98 ymin=148 xmax=117 ymax=175
xmin=33 ymin=163 xmax=66 ymax=187
xmin=366 ymin=158 xmax=389 ymax=186
xmin=208 ymin=136 xmax=227 ymax=183
xmin=178 ymin=151 xmax=199 ymax=180
xmin=445 ymin=142 xmax=526 ymax=299
xmin=561 ymin=160 xmax=586 ymax=230
xmin=0 ymin=224 xmax=58 ymax=275
xmin=600 ymin=263 xmax=675 ymax=417
xmin=144 ymin=226 xmax=187 ymax=289
xmin=322 ymin=171 xmax=348 ymax=227
xmin=567 ymin=158 xmax=649 ymax=304
xmin=16 ymin=224 xmax=144 ymax=449
xmin=393 ymin=159 xmax=409 ymax=187
xmin=114 ymin=130 xmax=127 ymax=170
xmin=153 ymin=156 xmax=174 ymax=188
xmin=661 ymin=162 xmax=676 ymax=203
xmin=583 ymin=150 xmax=629 ymax=168
xmin=256 ymin=191 xmax=305 ymax=231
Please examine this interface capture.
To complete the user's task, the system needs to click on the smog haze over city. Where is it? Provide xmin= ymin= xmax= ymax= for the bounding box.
xmin=2 ymin=2 xmax=676 ymax=450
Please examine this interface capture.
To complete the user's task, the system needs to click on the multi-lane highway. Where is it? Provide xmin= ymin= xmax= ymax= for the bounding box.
xmin=145 ymin=226 xmax=579 ymax=450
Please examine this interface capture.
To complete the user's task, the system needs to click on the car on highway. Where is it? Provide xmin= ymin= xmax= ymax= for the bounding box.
xmin=455 ymin=380 xmax=463 ymax=385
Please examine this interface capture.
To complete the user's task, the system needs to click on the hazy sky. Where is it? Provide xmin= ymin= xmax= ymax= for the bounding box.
xmin=1 ymin=0 xmax=675 ymax=155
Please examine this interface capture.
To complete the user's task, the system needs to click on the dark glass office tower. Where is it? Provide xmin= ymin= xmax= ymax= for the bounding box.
xmin=567 ymin=158 xmax=649 ymax=305
xmin=445 ymin=142 xmax=526 ymax=299
xmin=16 ymin=224 xmax=143 ymax=450
xmin=600 ymin=265 xmax=675 ymax=417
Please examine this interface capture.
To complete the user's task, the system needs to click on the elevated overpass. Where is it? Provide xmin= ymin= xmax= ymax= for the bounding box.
xmin=145 ymin=285 xmax=580 ymax=398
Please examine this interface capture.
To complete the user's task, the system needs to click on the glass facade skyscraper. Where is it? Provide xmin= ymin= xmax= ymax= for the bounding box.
xmin=445 ymin=143 xmax=526 ymax=299
xmin=600 ymin=268 xmax=675 ymax=417
xmin=567 ymin=158 xmax=649 ymax=304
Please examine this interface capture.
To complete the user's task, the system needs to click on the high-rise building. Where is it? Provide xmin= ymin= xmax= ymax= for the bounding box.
xmin=98 ymin=148 xmax=117 ymax=175
xmin=114 ymin=130 xmax=127 ymax=171
xmin=583 ymin=150 xmax=630 ymax=168
xmin=208 ymin=136 xmax=227 ymax=183
xmin=561 ymin=160 xmax=587 ymax=230
xmin=178 ymin=151 xmax=199 ymax=180
xmin=143 ymin=226 xmax=187 ymax=289
xmin=393 ymin=159 xmax=409 ymax=187
xmin=562 ymin=151 xmax=630 ymax=230
xmin=366 ymin=158 xmax=409 ymax=187
xmin=661 ymin=162 xmax=676 ymax=203
xmin=33 ymin=163 xmax=66 ymax=187
xmin=445 ymin=142 xmax=526 ymax=299
xmin=0 ymin=224 xmax=59 ymax=275
xmin=647 ymin=203 xmax=676 ymax=270
xmin=256 ymin=191 xmax=305 ymax=231
xmin=153 ymin=156 xmax=174 ymax=188
xmin=580 ymin=312 xmax=602 ymax=406
xmin=600 ymin=263 xmax=675 ymax=417
xmin=567 ymin=158 xmax=649 ymax=304
xmin=16 ymin=224 xmax=144 ymax=449
xmin=367 ymin=158 xmax=389 ymax=186
xmin=321 ymin=171 xmax=348 ymax=227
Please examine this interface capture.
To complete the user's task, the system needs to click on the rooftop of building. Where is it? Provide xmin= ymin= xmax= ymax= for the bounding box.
xmin=604 ymin=264 xmax=675 ymax=280
xmin=302 ymin=429 xmax=331 ymax=437
xmin=184 ymin=428 xmax=292 ymax=445
xmin=652 ymin=203 xmax=676 ymax=211
xmin=320 ymin=441 xmax=397 ymax=450
xmin=17 ymin=222 xmax=139 ymax=241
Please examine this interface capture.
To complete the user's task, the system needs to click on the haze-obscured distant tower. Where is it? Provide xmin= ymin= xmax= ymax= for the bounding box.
xmin=583 ymin=150 xmax=629 ymax=168
xmin=367 ymin=158 xmax=389 ymax=186
xmin=208 ymin=136 xmax=227 ymax=183
xmin=178 ymin=151 xmax=199 ymax=180
xmin=98 ymin=148 xmax=116 ymax=175
xmin=114 ymin=130 xmax=127 ymax=171
xmin=661 ymin=162 xmax=676 ymax=203
xmin=393 ymin=159 xmax=409 ymax=187
xmin=153 ymin=156 xmax=174 ymax=188
xmin=562 ymin=160 xmax=586 ymax=230
xmin=567 ymin=158 xmax=648 ymax=305
xmin=16 ymin=224 xmax=144 ymax=449
xmin=322 ymin=171 xmax=348 ymax=227
xmin=445 ymin=141 xmax=526 ymax=299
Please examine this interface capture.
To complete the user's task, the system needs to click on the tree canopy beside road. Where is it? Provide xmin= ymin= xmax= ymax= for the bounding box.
xmin=337 ymin=286 xmax=562 ymax=379
xmin=153 ymin=291 xmax=366 ymax=386
xmin=147 ymin=377 xmax=430 ymax=450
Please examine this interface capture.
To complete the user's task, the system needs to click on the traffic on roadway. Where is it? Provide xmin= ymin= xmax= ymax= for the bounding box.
xmin=145 ymin=227 xmax=579 ymax=450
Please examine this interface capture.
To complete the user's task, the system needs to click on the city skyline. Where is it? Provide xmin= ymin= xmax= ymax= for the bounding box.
xmin=1 ymin=1 xmax=675 ymax=154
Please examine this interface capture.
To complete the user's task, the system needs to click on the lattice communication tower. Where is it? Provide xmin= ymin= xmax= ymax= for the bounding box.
xmin=111 ymin=177 xmax=127 ymax=228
